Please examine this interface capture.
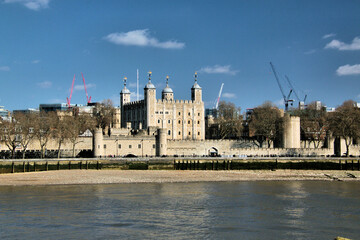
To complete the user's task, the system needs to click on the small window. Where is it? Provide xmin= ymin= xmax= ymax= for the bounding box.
xmin=197 ymin=121 xmax=200 ymax=124
xmin=165 ymin=111 xmax=169 ymax=114
xmin=98 ymin=145 xmax=100 ymax=149
xmin=168 ymin=130 xmax=171 ymax=135
xmin=153 ymin=144 xmax=156 ymax=148
xmin=118 ymin=144 xmax=121 ymax=148
xmin=129 ymin=145 xmax=132 ymax=149
xmin=178 ymin=112 xmax=181 ymax=115
xmin=178 ymin=131 xmax=181 ymax=135
xmin=178 ymin=120 xmax=181 ymax=124
xmin=158 ymin=119 xmax=160 ymax=123
xmin=155 ymin=111 xmax=159 ymax=114
xmin=188 ymin=120 xmax=190 ymax=124
xmin=138 ymin=144 xmax=141 ymax=148
xmin=104 ymin=144 xmax=106 ymax=149
xmin=198 ymin=132 xmax=200 ymax=135
xmin=188 ymin=132 xmax=191 ymax=135
xmin=168 ymin=120 xmax=171 ymax=124
xmin=188 ymin=112 xmax=190 ymax=116
xmin=198 ymin=113 xmax=200 ymax=116
xmin=160 ymin=111 xmax=163 ymax=114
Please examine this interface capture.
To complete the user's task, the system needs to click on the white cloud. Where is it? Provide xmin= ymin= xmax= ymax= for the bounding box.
xmin=222 ymin=92 xmax=236 ymax=99
xmin=198 ymin=65 xmax=238 ymax=75
xmin=37 ymin=81 xmax=52 ymax=88
xmin=104 ymin=29 xmax=185 ymax=49
xmin=322 ymin=33 xmax=336 ymax=39
xmin=31 ymin=60 xmax=40 ymax=64
xmin=336 ymin=64 xmax=360 ymax=76
xmin=0 ymin=66 xmax=10 ymax=71
xmin=128 ymin=82 xmax=138 ymax=88
xmin=130 ymin=92 xmax=144 ymax=101
xmin=4 ymin=0 xmax=50 ymax=10
xmin=74 ymin=83 xmax=96 ymax=91
xmin=325 ymin=37 xmax=360 ymax=50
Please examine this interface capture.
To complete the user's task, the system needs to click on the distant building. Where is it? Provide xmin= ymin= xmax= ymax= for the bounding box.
xmin=0 ymin=106 xmax=11 ymax=121
xmin=39 ymin=103 xmax=83 ymax=112
xmin=13 ymin=108 xmax=39 ymax=114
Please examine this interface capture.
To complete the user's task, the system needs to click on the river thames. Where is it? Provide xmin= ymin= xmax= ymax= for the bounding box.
xmin=0 ymin=181 xmax=359 ymax=239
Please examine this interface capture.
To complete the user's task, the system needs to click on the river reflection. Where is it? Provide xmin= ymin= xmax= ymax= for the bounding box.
xmin=0 ymin=181 xmax=359 ymax=240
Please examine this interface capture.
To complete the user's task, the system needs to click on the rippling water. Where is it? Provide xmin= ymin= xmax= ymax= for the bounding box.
xmin=0 ymin=181 xmax=359 ymax=239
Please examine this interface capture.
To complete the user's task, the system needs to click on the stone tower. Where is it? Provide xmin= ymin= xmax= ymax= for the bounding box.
xmin=191 ymin=72 xmax=202 ymax=102
xmin=144 ymin=71 xmax=156 ymax=128
xmin=162 ymin=75 xmax=174 ymax=101
xmin=120 ymin=77 xmax=131 ymax=128
xmin=282 ymin=114 xmax=301 ymax=148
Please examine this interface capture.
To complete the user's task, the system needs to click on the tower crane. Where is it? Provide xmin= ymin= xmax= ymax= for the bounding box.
xmin=66 ymin=73 xmax=92 ymax=108
xmin=285 ymin=75 xmax=307 ymax=105
xmin=81 ymin=73 xmax=92 ymax=104
xmin=66 ymin=74 xmax=76 ymax=108
xmin=270 ymin=62 xmax=293 ymax=111
xmin=215 ymin=83 xmax=224 ymax=110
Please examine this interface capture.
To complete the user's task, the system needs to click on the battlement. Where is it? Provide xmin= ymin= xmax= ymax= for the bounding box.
xmin=124 ymin=100 xmax=144 ymax=106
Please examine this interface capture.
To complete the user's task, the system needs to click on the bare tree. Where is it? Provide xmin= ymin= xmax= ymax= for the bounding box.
xmin=216 ymin=101 xmax=243 ymax=139
xmin=293 ymin=101 xmax=328 ymax=148
xmin=65 ymin=114 xmax=96 ymax=157
xmin=93 ymin=99 xmax=116 ymax=134
xmin=51 ymin=114 xmax=69 ymax=158
xmin=13 ymin=112 xmax=37 ymax=159
xmin=33 ymin=112 xmax=57 ymax=158
xmin=0 ymin=118 xmax=19 ymax=158
xmin=328 ymin=100 xmax=360 ymax=156
xmin=248 ymin=101 xmax=282 ymax=148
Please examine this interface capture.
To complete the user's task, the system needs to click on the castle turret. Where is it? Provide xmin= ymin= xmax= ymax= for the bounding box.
xmin=282 ymin=115 xmax=301 ymax=148
xmin=93 ymin=128 xmax=104 ymax=157
xmin=156 ymin=128 xmax=167 ymax=156
xmin=162 ymin=75 xmax=174 ymax=101
xmin=191 ymin=72 xmax=202 ymax=102
xmin=120 ymin=77 xmax=131 ymax=128
xmin=144 ymin=71 xmax=156 ymax=128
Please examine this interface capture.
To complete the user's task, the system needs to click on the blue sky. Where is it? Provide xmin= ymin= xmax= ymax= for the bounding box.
xmin=1 ymin=0 xmax=360 ymax=111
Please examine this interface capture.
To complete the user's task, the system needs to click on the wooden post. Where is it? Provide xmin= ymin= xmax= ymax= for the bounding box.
xmin=97 ymin=161 xmax=99 ymax=170
xmin=69 ymin=161 xmax=71 ymax=170
xmin=216 ymin=161 xmax=218 ymax=170
xmin=27 ymin=162 xmax=30 ymax=172
xmin=11 ymin=162 xmax=15 ymax=173
xmin=80 ymin=161 xmax=82 ymax=170
xmin=223 ymin=160 xmax=226 ymax=170
xmin=197 ymin=160 xmax=200 ymax=170
xmin=23 ymin=162 xmax=26 ymax=172
xmin=351 ymin=160 xmax=354 ymax=171
xmin=358 ymin=160 xmax=360 ymax=171
xmin=276 ymin=158 xmax=278 ymax=169
xmin=57 ymin=161 xmax=60 ymax=170
xmin=186 ymin=160 xmax=188 ymax=170
xmin=45 ymin=161 xmax=48 ymax=171
xmin=212 ymin=161 xmax=214 ymax=170
xmin=174 ymin=160 xmax=176 ymax=170
xmin=345 ymin=160 xmax=347 ymax=170
xmin=339 ymin=160 xmax=342 ymax=170
xmin=34 ymin=162 xmax=36 ymax=172
xmin=86 ymin=161 xmax=88 ymax=170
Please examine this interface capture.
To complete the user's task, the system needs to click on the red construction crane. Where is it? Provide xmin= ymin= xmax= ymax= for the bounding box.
xmin=66 ymin=74 xmax=76 ymax=108
xmin=81 ymin=72 xmax=92 ymax=104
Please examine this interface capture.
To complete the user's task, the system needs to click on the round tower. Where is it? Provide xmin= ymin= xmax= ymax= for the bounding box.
xmin=144 ymin=71 xmax=156 ymax=128
xmin=120 ymin=77 xmax=131 ymax=128
xmin=191 ymin=72 xmax=202 ymax=102
xmin=156 ymin=128 xmax=167 ymax=156
xmin=93 ymin=128 xmax=104 ymax=157
xmin=162 ymin=75 xmax=174 ymax=101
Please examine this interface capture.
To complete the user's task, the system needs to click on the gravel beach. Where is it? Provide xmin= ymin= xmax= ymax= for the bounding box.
xmin=0 ymin=170 xmax=359 ymax=186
